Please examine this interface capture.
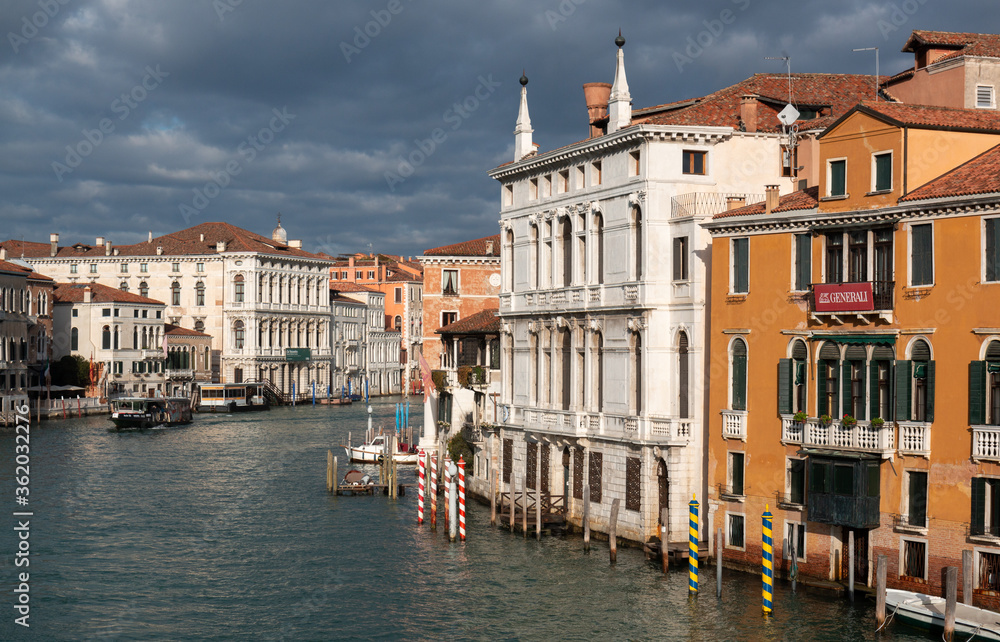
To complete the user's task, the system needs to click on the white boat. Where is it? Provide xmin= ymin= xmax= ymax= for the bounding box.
xmin=886 ymin=588 xmax=1000 ymax=640
xmin=344 ymin=434 xmax=419 ymax=465
xmin=197 ymin=382 xmax=270 ymax=412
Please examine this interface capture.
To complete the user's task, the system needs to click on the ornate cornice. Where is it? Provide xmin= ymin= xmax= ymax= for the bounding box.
xmin=627 ymin=316 xmax=646 ymax=332
xmin=628 ymin=191 xmax=647 ymax=207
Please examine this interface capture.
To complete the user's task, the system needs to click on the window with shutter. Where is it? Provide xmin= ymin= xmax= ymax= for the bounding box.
xmin=673 ymin=236 xmax=689 ymax=281
xmin=732 ymin=238 xmax=749 ymax=293
xmin=829 ymin=159 xmax=846 ymax=197
xmin=729 ymin=451 xmax=745 ymax=496
xmin=977 ymin=85 xmax=995 ymax=109
xmin=972 ymin=477 xmax=987 ymax=535
xmin=911 ymin=224 xmax=933 ymax=286
xmin=987 ymin=219 xmax=1000 ymax=282
xmin=971 ymin=361 xmax=988 ymax=425
xmin=873 ymin=152 xmax=892 ymax=192
xmin=778 ymin=358 xmax=793 ymax=415
xmin=794 ymin=233 xmax=811 ymax=291
xmin=792 ymin=340 xmax=808 ymax=413
xmin=732 ymin=339 xmax=748 ymax=411
xmin=895 ymin=360 xmax=912 ymax=422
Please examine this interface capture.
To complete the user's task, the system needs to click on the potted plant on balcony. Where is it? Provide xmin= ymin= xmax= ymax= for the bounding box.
xmin=841 ymin=414 xmax=857 ymax=427
xmin=819 ymin=414 xmax=832 ymax=425
xmin=870 ymin=416 xmax=885 ymax=428
xmin=792 ymin=411 xmax=808 ymax=424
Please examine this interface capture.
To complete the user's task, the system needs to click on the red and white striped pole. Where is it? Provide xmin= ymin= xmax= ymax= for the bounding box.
xmin=430 ymin=453 xmax=438 ymax=531
xmin=458 ymin=456 xmax=466 ymax=541
xmin=417 ymin=450 xmax=425 ymax=525
xmin=444 ymin=458 xmax=452 ymax=531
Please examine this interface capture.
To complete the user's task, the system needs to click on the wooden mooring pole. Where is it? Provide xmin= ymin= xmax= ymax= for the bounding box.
xmin=848 ymin=530 xmax=855 ymax=603
xmin=582 ymin=484 xmax=591 ymax=553
xmin=717 ymin=527 xmax=723 ymax=598
xmin=490 ymin=474 xmax=497 ymax=526
xmin=609 ymin=498 xmax=620 ymax=565
xmin=945 ymin=566 xmax=958 ymax=642
xmin=327 ymin=450 xmax=333 ymax=493
xmin=875 ymin=555 xmax=887 ymax=629
xmin=509 ymin=478 xmax=515 ymax=534
xmin=521 ymin=474 xmax=527 ymax=538
xmin=660 ymin=507 xmax=669 ymax=574
xmin=535 ymin=462 xmax=542 ymax=541
xmin=963 ymin=550 xmax=973 ymax=605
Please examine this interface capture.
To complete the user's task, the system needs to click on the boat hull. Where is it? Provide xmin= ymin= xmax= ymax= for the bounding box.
xmin=886 ymin=589 xmax=1000 ymax=641
xmin=343 ymin=446 xmax=418 ymax=465
xmin=108 ymin=398 xmax=193 ymax=431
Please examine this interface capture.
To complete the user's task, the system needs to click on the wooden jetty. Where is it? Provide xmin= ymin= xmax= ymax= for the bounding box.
xmin=643 ymin=539 xmax=710 ymax=565
xmin=496 ymin=489 xmax=567 ymax=535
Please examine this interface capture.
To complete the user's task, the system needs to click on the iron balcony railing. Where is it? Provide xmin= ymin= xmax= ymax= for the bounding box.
xmin=808 ymin=280 xmax=895 ymax=313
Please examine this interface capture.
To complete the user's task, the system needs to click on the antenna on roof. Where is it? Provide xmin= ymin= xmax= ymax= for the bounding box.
xmin=765 ymin=55 xmax=793 ymax=107
xmin=766 ymin=55 xmax=801 ymax=186
xmin=852 ymin=47 xmax=879 ymax=102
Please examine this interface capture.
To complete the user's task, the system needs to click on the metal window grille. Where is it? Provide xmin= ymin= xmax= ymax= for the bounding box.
xmin=979 ymin=552 xmax=1000 ymax=591
xmin=728 ymin=514 xmax=745 ymax=548
xmin=902 ymin=540 xmax=926 ymax=579
xmin=573 ymin=447 xmax=583 ymax=500
xmin=625 ymin=457 xmax=641 ymax=511
xmin=588 ymin=452 xmax=602 ymax=503
xmin=526 ymin=442 xmax=537 ymax=490
xmin=502 ymin=438 xmax=512 ymax=484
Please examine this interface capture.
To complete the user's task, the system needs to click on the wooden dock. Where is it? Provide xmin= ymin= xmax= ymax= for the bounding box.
xmin=643 ymin=539 xmax=710 ymax=565
xmin=334 ymin=483 xmax=409 ymax=496
xmin=495 ymin=490 xmax=567 ymax=535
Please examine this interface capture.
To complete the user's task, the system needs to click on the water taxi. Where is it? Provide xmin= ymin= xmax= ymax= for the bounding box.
xmin=197 ymin=382 xmax=270 ymax=412
xmin=109 ymin=397 xmax=193 ymax=431
xmin=344 ymin=434 xmax=419 ymax=465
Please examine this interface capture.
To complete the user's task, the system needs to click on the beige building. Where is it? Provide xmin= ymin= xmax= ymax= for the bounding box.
xmin=164 ymin=324 xmax=213 ymax=397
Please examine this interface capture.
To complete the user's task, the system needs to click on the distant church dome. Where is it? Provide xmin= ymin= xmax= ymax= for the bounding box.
xmin=272 ymin=214 xmax=287 ymax=244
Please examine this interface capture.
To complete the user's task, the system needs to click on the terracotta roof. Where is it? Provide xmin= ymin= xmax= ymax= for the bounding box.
xmin=0 ymin=260 xmax=31 ymax=276
xmin=53 ymin=282 xmax=165 ymax=305
xmin=843 ymin=101 xmax=1000 ymax=133
xmin=900 ymin=143 xmax=1000 ymax=202
xmin=0 ymin=222 xmax=330 ymax=261
xmin=164 ymin=324 xmax=211 ymax=337
xmin=633 ymin=73 xmax=882 ymax=133
xmin=329 ymin=282 xmax=380 ymax=293
xmin=714 ymin=186 xmax=819 ymax=219
xmin=331 ymin=293 xmax=364 ymax=304
xmin=900 ymin=30 xmax=1000 ymax=63
xmin=423 ymin=234 xmax=501 ymax=257
xmin=437 ymin=308 xmax=500 ymax=335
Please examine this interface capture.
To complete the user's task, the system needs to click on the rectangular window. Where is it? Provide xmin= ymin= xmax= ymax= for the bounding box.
xmin=828 ymin=159 xmax=846 ymax=197
xmin=442 ymin=270 xmax=459 ymax=296
xmin=573 ymin=447 xmax=584 ymax=499
xmin=102 ymin=308 xmax=111 ymax=317
xmin=673 ymin=236 xmax=688 ymax=280
xmin=732 ymin=237 xmax=749 ymax=294
xmin=367 ymin=270 xmax=375 ymax=280
xmin=120 ymin=262 xmax=128 ymax=273
xmin=559 ymin=170 xmax=569 ymax=193
xmin=526 ymin=442 xmax=538 ymax=490
xmin=197 ymin=262 xmax=204 ymax=272
xmin=71 ymin=309 xmax=78 ymax=317
xmin=542 ymin=175 xmax=551 ymax=197
xmin=729 ymin=451 xmax=745 ymax=496
xmin=902 ymin=539 xmax=927 ymax=580
xmin=834 ymin=464 xmax=854 ymax=495
xmin=682 ymin=150 xmax=706 ymax=175
xmin=172 ymin=262 xmax=180 ymax=272
xmin=140 ymin=263 xmax=148 ymax=273
xmin=591 ymin=161 xmax=602 ymax=186
xmin=873 ymin=152 xmax=892 ymax=192
xmin=784 ymin=522 xmax=806 ymax=561
xmin=70 ymin=264 xmax=78 ymax=274
xmin=986 ymin=218 xmax=1000 ymax=282
xmin=789 ymin=458 xmax=806 ymax=505
xmin=625 ymin=457 xmax=641 ymax=511
xmin=90 ymin=263 xmax=98 ymax=274
xmin=441 ymin=311 xmax=457 ymax=327
xmin=825 ymin=232 xmax=844 ymax=284
xmin=575 ymin=166 xmax=585 ymax=189
xmin=394 ymin=287 xmax=402 ymax=303
xmin=977 ymin=85 xmax=995 ymax=109
xmin=979 ymin=551 xmax=1000 ymax=591
xmin=588 ymin=451 xmax=602 ymax=503
xmin=629 ymin=150 xmax=640 ymax=177
xmin=502 ymin=438 xmax=512 ymax=484
xmin=907 ymin=470 xmax=928 ymax=528
xmin=794 ymin=233 xmax=811 ymax=291
xmin=529 ymin=177 xmax=538 ymax=200
xmin=503 ymin=184 xmax=513 ymax=207
xmin=727 ymin=513 xmax=745 ymax=548
xmin=848 ymin=231 xmax=868 ymax=282
xmin=911 ymin=223 xmax=933 ymax=286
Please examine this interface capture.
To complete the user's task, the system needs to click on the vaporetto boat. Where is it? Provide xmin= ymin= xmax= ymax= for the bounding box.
xmin=197 ymin=383 xmax=270 ymax=412
xmin=108 ymin=397 xmax=193 ymax=431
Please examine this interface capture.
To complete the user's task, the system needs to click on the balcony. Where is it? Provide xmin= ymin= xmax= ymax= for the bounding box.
xmin=781 ymin=415 xmax=894 ymax=457
xmin=721 ymin=410 xmax=747 ymax=441
xmin=511 ymin=409 xmax=692 ymax=446
xmin=808 ymin=281 xmax=894 ymax=324
xmin=165 ymin=368 xmax=195 ymax=379
xmin=973 ymin=426 xmax=1000 ymax=461
xmin=897 ymin=422 xmax=931 ymax=457
xmin=671 ymin=192 xmax=764 ymax=218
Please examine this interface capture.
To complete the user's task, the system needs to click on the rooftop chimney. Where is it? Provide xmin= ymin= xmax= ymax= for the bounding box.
xmin=105 ymin=240 xmax=112 ymax=256
xmin=485 ymin=240 xmax=494 ymax=255
xmin=765 ymin=185 xmax=780 ymax=214
xmin=740 ymin=94 xmax=759 ymax=133
xmin=216 ymin=241 xmax=226 ymax=252
xmin=96 ymin=236 xmax=105 ymax=247
xmin=148 ymin=231 xmax=153 ymax=243
xmin=607 ymin=31 xmax=632 ymax=134
xmin=200 ymin=233 xmax=205 ymax=242
xmin=156 ymin=246 xmax=163 ymax=255
xmin=583 ymin=82 xmax=612 ymax=138
xmin=83 ymin=286 xmax=92 ymax=303
xmin=50 ymin=233 xmax=58 ymax=257
xmin=0 ymin=247 xmax=6 ymax=261
xmin=726 ymin=196 xmax=746 ymax=211
xmin=289 ymin=240 xmax=302 ymax=249
xmin=513 ymin=72 xmax=534 ymax=161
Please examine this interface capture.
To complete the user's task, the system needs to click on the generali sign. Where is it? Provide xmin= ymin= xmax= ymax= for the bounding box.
xmin=814 ymin=283 xmax=874 ymax=312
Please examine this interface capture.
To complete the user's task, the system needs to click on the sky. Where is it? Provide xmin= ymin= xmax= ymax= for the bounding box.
xmin=0 ymin=0 xmax=992 ymax=258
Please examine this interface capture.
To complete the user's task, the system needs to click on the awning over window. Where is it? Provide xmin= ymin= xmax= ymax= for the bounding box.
xmin=811 ymin=334 xmax=896 ymax=346
xmin=798 ymin=448 xmax=881 ymax=460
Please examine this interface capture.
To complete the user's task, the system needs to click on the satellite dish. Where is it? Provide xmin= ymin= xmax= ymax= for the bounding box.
xmin=777 ymin=104 xmax=800 ymax=126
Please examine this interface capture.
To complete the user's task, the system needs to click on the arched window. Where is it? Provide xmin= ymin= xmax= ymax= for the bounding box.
xmin=730 ymin=338 xmax=747 ymax=411
xmin=120 ymin=281 xmax=129 ymax=292
xmin=561 ymin=217 xmax=573 ymax=288
xmin=845 ymin=344 xmax=867 ymax=420
xmin=196 ymin=281 xmax=205 ymax=307
xmin=594 ymin=212 xmax=605 ymax=285
xmin=113 ymin=326 xmax=119 ymax=350
xmin=902 ymin=339 xmax=934 ymax=422
xmin=633 ymin=206 xmax=643 ymax=280
xmin=504 ymin=229 xmax=514 ymax=292
xmin=268 ymin=276 xmax=274 ymax=303
xmin=102 ymin=325 xmax=111 ymax=350
xmin=234 ymin=320 xmax=245 ymax=349
xmin=71 ymin=327 xmax=79 ymax=351
xmin=234 ymin=275 xmax=245 ymax=303
xmin=394 ymin=315 xmax=402 ymax=331
xmin=594 ymin=331 xmax=604 ymax=412
xmin=529 ymin=224 xmax=539 ymax=290
xmin=975 ymin=340 xmax=1000 ymax=425
xmin=560 ymin=327 xmax=572 ymax=411
xmin=678 ymin=331 xmax=689 ymax=418
xmin=194 ymin=319 xmax=205 ymax=333
xmin=139 ymin=281 xmax=149 ymax=298
xmin=258 ymin=275 xmax=265 ymax=301
xmin=171 ymin=281 xmax=180 ymax=306
xmin=631 ymin=330 xmax=642 ymax=415
xmin=817 ymin=341 xmax=841 ymax=418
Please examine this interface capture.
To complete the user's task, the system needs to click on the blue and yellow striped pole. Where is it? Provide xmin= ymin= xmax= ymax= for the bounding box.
xmin=689 ymin=494 xmax=699 ymax=594
xmin=762 ymin=504 xmax=773 ymax=614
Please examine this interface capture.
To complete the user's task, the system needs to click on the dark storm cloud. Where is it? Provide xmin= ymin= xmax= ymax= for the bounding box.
xmin=0 ymin=0 xmax=991 ymax=256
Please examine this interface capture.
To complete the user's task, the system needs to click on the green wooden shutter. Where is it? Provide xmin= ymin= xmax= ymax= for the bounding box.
xmin=970 ymin=361 xmax=988 ymax=425
xmin=972 ymin=477 xmax=987 ymax=535
xmin=870 ymin=362 xmax=880 ymax=420
xmin=842 ymin=361 xmax=852 ymax=419
xmin=778 ymin=359 xmax=792 ymax=415
xmin=925 ymin=360 xmax=935 ymax=422
xmin=817 ymin=362 xmax=827 ymax=416
xmin=859 ymin=362 xmax=868 ymax=420
xmin=875 ymin=154 xmax=892 ymax=191
xmin=895 ymin=360 xmax=912 ymax=421
xmin=831 ymin=160 xmax=846 ymax=196
xmin=733 ymin=354 xmax=747 ymax=411
xmin=987 ymin=219 xmax=999 ymax=282
xmin=734 ymin=238 xmax=749 ymax=294
xmin=912 ymin=224 xmax=933 ymax=286
xmin=795 ymin=234 xmax=811 ymax=291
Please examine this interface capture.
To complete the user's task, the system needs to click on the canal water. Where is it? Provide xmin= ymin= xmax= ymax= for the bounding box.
xmin=2 ymin=398 xmax=931 ymax=640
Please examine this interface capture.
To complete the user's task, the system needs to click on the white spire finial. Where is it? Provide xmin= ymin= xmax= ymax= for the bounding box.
xmin=514 ymin=71 xmax=534 ymax=161
xmin=608 ymin=31 xmax=632 ymax=134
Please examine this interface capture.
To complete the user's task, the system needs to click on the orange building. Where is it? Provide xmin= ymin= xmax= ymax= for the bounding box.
xmin=703 ymin=100 xmax=1000 ymax=606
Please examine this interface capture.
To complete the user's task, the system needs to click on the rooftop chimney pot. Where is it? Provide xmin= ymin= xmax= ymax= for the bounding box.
xmin=105 ymin=240 xmax=112 ymax=256
xmin=96 ymin=236 xmax=105 ymax=247
xmin=583 ymin=82 xmax=612 ymax=138
xmin=765 ymin=185 xmax=780 ymax=214
xmin=740 ymin=94 xmax=759 ymax=133
xmin=49 ymin=233 xmax=59 ymax=257
xmin=726 ymin=196 xmax=747 ymax=211
xmin=83 ymin=286 xmax=92 ymax=303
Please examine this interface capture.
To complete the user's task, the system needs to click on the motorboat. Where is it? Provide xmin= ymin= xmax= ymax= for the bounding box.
xmin=885 ymin=588 xmax=1000 ymax=640
xmin=109 ymin=397 xmax=193 ymax=431
xmin=344 ymin=433 xmax=419 ymax=465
